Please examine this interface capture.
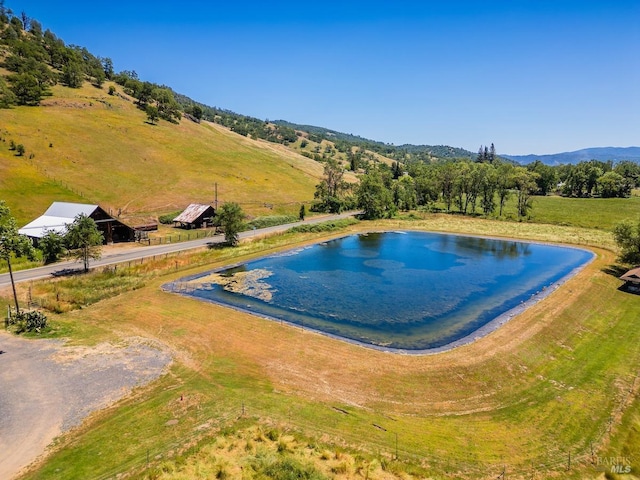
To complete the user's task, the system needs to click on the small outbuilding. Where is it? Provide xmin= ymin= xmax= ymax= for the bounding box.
xmin=620 ymin=267 xmax=640 ymax=292
xmin=173 ymin=204 xmax=216 ymax=229
xmin=19 ymin=202 xmax=135 ymax=244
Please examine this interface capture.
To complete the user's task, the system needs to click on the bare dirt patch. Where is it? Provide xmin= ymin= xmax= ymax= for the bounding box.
xmin=0 ymin=334 xmax=172 ymax=480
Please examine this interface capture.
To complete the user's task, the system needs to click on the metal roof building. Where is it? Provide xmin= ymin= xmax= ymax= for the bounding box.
xmin=173 ymin=204 xmax=216 ymax=229
xmin=620 ymin=267 xmax=640 ymax=285
xmin=19 ymin=202 xmax=135 ymax=243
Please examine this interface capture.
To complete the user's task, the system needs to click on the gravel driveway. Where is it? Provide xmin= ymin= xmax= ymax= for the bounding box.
xmin=0 ymin=332 xmax=172 ymax=480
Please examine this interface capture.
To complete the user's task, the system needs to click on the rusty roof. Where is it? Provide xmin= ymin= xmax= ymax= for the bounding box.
xmin=620 ymin=266 xmax=640 ymax=284
xmin=173 ymin=204 xmax=215 ymax=224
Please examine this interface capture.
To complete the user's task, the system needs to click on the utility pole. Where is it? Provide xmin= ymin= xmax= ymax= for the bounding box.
xmin=214 ymin=182 xmax=218 ymax=210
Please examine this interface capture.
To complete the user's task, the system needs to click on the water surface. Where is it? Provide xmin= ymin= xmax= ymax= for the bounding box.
xmin=168 ymin=232 xmax=593 ymax=352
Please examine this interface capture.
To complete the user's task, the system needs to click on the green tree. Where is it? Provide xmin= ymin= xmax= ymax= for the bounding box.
xmin=64 ymin=214 xmax=103 ymax=272
xmin=146 ymin=105 xmax=159 ymax=124
xmin=15 ymin=144 xmax=24 ymax=156
xmin=39 ymin=230 xmax=65 ymax=264
xmin=217 ymin=202 xmax=245 ymax=246
xmin=392 ymin=175 xmax=417 ymax=211
xmin=513 ymin=167 xmax=539 ymax=218
xmin=527 ymin=160 xmax=558 ymax=195
xmin=153 ymin=87 xmax=181 ymax=123
xmin=453 ymin=161 xmax=473 ymax=214
xmin=478 ymin=162 xmax=497 ymax=215
xmin=100 ymin=57 xmax=114 ymax=79
xmin=299 ymin=204 xmax=306 ymax=221
xmin=8 ymin=72 xmax=43 ymax=105
xmin=0 ymin=76 xmax=16 ymax=108
xmin=191 ymin=104 xmax=203 ymax=123
xmin=61 ymin=61 xmax=83 ymax=88
xmin=614 ymin=161 xmax=640 ymax=188
xmin=613 ymin=218 xmax=640 ymax=265
xmin=312 ymin=158 xmax=350 ymax=213
xmin=437 ymin=162 xmax=457 ymax=212
xmin=598 ymin=171 xmax=631 ymax=198
xmin=496 ymin=163 xmax=514 ymax=216
xmin=407 ymin=162 xmax=438 ymax=207
xmin=0 ymin=201 xmax=36 ymax=314
xmin=357 ymin=169 xmax=396 ymax=219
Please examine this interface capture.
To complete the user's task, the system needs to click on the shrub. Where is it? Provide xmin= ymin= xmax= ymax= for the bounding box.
xmin=261 ymin=457 xmax=326 ymax=480
xmin=246 ymin=215 xmax=297 ymax=230
xmin=288 ymin=218 xmax=358 ymax=234
xmin=158 ymin=211 xmax=182 ymax=224
xmin=10 ymin=310 xmax=48 ymax=333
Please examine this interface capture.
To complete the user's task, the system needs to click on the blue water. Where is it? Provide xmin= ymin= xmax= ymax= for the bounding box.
xmin=173 ymin=232 xmax=593 ymax=351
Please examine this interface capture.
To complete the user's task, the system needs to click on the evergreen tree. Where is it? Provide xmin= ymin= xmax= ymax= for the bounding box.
xmin=488 ymin=143 xmax=496 ymax=164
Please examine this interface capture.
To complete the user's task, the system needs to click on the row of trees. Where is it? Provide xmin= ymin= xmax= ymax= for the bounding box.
xmin=550 ymin=160 xmax=639 ymax=198
xmin=312 ymin=158 xmax=541 ymax=220
xmin=0 ymin=6 xmax=186 ymax=126
xmin=524 ymin=159 xmax=640 ymax=198
xmin=0 ymin=5 xmax=114 ymax=106
xmin=113 ymin=71 xmax=182 ymax=124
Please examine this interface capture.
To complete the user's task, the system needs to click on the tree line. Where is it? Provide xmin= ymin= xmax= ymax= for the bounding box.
xmin=0 ymin=3 xmax=113 ymax=106
xmin=312 ymin=154 xmax=640 ymax=221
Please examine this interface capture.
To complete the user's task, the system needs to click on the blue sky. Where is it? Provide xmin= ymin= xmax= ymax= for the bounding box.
xmin=18 ymin=1 xmax=640 ymax=155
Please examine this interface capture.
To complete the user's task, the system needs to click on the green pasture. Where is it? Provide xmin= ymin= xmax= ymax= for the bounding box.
xmin=10 ymin=217 xmax=640 ymax=480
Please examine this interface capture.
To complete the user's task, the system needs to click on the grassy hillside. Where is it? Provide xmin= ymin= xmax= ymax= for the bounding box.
xmin=0 ymin=82 xmax=325 ymax=225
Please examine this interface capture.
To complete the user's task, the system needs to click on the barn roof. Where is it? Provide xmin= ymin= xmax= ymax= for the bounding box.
xmin=44 ymin=202 xmax=98 ymax=218
xmin=18 ymin=202 xmax=100 ymax=239
xmin=620 ymin=267 xmax=640 ymax=284
xmin=173 ymin=204 xmax=214 ymax=224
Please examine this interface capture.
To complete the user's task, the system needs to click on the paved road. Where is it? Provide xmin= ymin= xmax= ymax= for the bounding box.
xmin=0 ymin=212 xmax=359 ymax=288
xmin=0 ymin=211 xmax=358 ymax=479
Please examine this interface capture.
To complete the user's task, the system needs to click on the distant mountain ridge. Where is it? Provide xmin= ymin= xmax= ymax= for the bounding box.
xmin=503 ymin=147 xmax=640 ymax=165
xmin=273 ymin=120 xmax=477 ymax=160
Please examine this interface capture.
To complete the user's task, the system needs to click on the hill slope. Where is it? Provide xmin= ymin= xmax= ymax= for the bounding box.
xmin=0 ymin=83 xmax=325 ymax=225
xmin=274 ymin=119 xmax=477 ymax=160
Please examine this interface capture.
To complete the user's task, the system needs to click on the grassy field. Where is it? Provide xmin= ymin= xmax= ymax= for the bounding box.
xmin=3 ymin=81 xmax=640 ymax=478
xmin=6 ymin=215 xmax=638 ymax=480
xmin=528 ymin=195 xmax=640 ymax=230
xmin=0 ymin=82 xmax=322 ymax=225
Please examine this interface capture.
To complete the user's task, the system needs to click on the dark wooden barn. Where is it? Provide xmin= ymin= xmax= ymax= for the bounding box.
xmin=19 ymin=202 xmax=136 ymax=244
xmin=172 ymin=204 xmax=216 ymax=229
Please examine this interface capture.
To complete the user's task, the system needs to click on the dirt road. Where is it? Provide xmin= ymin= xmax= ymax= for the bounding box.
xmin=0 ymin=333 xmax=171 ymax=480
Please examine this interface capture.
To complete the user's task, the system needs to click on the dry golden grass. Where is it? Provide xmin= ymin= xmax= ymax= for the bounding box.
xmin=0 ymin=82 xmax=322 ymax=225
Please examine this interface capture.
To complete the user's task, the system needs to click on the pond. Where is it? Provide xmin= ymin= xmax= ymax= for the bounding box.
xmin=165 ymin=231 xmax=594 ymax=353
